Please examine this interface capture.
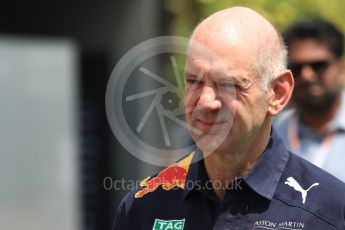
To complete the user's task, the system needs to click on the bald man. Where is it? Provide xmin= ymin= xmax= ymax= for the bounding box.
xmin=113 ymin=7 xmax=345 ymax=230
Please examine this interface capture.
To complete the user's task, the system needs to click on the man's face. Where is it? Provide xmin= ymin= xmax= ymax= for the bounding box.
xmin=183 ymin=42 xmax=270 ymax=154
xmin=288 ymin=39 xmax=342 ymax=112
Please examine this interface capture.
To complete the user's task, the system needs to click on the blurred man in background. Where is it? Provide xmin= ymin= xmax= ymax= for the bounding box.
xmin=274 ymin=19 xmax=345 ymax=181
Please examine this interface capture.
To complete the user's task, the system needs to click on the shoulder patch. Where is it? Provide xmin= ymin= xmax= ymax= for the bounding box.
xmin=134 ymin=152 xmax=194 ymax=198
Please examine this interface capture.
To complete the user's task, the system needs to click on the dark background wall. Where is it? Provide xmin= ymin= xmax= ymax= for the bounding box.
xmin=1 ymin=1 xmax=168 ymax=229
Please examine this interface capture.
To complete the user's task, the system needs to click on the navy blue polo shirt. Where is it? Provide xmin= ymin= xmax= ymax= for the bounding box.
xmin=113 ymin=130 xmax=345 ymax=230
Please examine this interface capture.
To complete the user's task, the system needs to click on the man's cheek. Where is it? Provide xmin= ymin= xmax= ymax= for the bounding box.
xmin=184 ymin=100 xmax=197 ymax=114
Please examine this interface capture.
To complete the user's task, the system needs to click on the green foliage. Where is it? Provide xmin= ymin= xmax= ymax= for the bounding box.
xmin=165 ymin=0 xmax=345 ymax=41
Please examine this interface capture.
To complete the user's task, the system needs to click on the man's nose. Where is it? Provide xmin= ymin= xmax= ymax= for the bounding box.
xmin=299 ymin=65 xmax=318 ymax=82
xmin=197 ymin=86 xmax=221 ymax=111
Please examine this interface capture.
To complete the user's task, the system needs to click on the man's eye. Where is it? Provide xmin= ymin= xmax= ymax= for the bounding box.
xmin=186 ymin=79 xmax=202 ymax=85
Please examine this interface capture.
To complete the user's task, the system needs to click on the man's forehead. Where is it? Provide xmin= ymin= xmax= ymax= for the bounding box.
xmin=186 ymin=30 xmax=258 ymax=77
xmin=185 ymin=53 xmax=252 ymax=76
xmin=185 ymin=57 xmax=232 ymax=75
xmin=191 ymin=23 xmax=241 ymax=48
xmin=184 ymin=58 xmax=252 ymax=82
xmin=189 ymin=27 xmax=253 ymax=61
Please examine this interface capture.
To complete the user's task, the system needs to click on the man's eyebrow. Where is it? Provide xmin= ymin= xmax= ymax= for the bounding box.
xmin=216 ymin=75 xmax=236 ymax=81
xmin=215 ymin=75 xmax=243 ymax=83
xmin=184 ymin=73 xmax=244 ymax=83
xmin=184 ymin=72 xmax=201 ymax=79
xmin=218 ymin=74 xmax=250 ymax=81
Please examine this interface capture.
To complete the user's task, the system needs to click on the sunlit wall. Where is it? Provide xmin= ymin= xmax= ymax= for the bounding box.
xmin=0 ymin=36 xmax=80 ymax=230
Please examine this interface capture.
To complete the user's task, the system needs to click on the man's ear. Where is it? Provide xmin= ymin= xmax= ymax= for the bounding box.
xmin=268 ymin=70 xmax=294 ymax=116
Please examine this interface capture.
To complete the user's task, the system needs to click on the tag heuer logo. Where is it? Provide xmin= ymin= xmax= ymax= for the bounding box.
xmin=152 ymin=219 xmax=185 ymax=230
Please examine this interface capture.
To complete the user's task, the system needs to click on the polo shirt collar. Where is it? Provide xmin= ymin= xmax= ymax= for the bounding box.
xmin=242 ymin=129 xmax=289 ymax=200
xmin=182 ymin=129 xmax=290 ymax=201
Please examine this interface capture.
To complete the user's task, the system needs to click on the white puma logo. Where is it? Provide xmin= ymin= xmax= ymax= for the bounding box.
xmin=284 ymin=177 xmax=319 ymax=204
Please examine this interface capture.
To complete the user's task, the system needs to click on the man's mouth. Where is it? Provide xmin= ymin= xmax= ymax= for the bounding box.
xmin=195 ymin=119 xmax=227 ymax=132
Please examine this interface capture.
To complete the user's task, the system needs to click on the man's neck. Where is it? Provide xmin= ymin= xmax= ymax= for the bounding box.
xmin=299 ymin=94 xmax=341 ymax=133
xmin=203 ymin=121 xmax=271 ymax=200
